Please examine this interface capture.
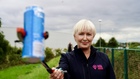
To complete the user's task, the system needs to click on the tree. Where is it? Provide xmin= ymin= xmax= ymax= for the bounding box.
xmin=0 ymin=18 xmax=10 ymax=52
xmin=95 ymin=37 xmax=106 ymax=47
xmin=0 ymin=18 xmax=1 ymax=28
xmin=107 ymin=37 xmax=118 ymax=48
xmin=0 ymin=18 xmax=24 ymax=68
xmin=0 ymin=19 xmax=10 ymax=64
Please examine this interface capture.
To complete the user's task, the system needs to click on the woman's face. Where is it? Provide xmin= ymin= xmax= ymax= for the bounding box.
xmin=74 ymin=29 xmax=94 ymax=49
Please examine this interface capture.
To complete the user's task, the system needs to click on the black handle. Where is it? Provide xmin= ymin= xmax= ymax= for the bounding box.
xmin=41 ymin=60 xmax=54 ymax=74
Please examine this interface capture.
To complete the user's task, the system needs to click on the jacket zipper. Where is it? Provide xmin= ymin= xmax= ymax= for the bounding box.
xmin=83 ymin=60 xmax=90 ymax=79
xmin=86 ymin=61 xmax=89 ymax=79
xmin=82 ymin=61 xmax=89 ymax=79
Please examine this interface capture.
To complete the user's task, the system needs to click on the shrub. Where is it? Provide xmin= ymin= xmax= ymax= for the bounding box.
xmin=44 ymin=47 xmax=54 ymax=62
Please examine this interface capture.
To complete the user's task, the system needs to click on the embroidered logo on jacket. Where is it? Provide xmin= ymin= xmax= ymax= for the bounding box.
xmin=92 ymin=65 xmax=103 ymax=70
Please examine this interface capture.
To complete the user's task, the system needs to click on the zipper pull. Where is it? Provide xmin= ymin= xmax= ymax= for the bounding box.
xmin=87 ymin=64 xmax=88 ymax=67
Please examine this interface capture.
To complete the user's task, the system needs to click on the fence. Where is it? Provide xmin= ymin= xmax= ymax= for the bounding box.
xmin=97 ymin=47 xmax=140 ymax=79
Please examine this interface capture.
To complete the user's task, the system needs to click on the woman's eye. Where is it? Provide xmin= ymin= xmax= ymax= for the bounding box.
xmin=79 ymin=33 xmax=84 ymax=35
xmin=87 ymin=33 xmax=92 ymax=36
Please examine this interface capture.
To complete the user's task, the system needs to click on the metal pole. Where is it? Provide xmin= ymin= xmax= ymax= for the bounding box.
xmin=111 ymin=48 xmax=114 ymax=68
xmin=98 ymin=19 xmax=102 ymax=48
xmin=103 ymin=48 xmax=106 ymax=53
xmin=124 ymin=49 xmax=128 ymax=79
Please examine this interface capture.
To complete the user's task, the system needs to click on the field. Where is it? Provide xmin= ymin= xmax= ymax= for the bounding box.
xmin=0 ymin=56 xmax=60 ymax=79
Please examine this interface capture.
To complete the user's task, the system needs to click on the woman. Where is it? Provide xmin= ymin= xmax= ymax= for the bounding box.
xmin=50 ymin=19 xmax=116 ymax=79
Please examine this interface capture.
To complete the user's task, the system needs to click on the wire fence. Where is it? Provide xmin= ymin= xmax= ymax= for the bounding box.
xmin=97 ymin=47 xmax=140 ymax=79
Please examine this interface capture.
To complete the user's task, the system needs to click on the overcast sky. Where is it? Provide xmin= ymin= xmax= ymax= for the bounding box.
xmin=0 ymin=0 xmax=140 ymax=48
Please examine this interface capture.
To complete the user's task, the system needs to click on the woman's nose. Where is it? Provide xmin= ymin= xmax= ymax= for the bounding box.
xmin=83 ymin=34 xmax=87 ymax=40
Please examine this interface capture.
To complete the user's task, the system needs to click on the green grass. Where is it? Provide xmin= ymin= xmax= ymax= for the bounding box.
xmin=0 ymin=56 xmax=60 ymax=79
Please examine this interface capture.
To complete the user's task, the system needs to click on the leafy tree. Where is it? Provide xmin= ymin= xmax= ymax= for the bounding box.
xmin=0 ymin=19 xmax=21 ymax=68
xmin=0 ymin=19 xmax=10 ymax=64
xmin=107 ymin=37 xmax=118 ymax=47
xmin=95 ymin=37 xmax=106 ymax=47
xmin=0 ymin=18 xmax=1 ymax=28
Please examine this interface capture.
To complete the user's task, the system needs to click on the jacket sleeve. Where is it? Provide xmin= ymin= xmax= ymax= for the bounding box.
xmin=106 ymin=55 xmax=116 ymax=79
xmin=59 ymin=53 xmax=69 ymax=70
xmin=58 ymin=53 xmax=71 ymax=79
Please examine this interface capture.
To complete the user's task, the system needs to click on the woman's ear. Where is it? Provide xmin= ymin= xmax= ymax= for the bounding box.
xmin=73 ymin=34 xmax=76 ymax=41
xmin=73 ymin=34 xmax=75 ymax=37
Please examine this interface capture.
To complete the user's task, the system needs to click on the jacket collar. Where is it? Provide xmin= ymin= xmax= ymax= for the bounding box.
xmin=73 ymin=45 xmax=97 ymax=62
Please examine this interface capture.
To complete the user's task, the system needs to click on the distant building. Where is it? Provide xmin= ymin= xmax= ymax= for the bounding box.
xmin=118 ymin=42 xmax=129 ymax=49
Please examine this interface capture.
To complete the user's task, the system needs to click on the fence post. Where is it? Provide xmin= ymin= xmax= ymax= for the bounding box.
xmin=104 ymin=48 xmax=106 ymax=53
xmin=98 ymin=47 xmax=100 ymax=51
xmin=124 ymin=49 xmax=128 ymax=79
xmin=111 ymin=48 xmax=114 ymax=68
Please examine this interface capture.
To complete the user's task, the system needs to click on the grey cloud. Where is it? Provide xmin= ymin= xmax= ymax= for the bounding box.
xmin=0 ymin=0 xmax=140 ymax=44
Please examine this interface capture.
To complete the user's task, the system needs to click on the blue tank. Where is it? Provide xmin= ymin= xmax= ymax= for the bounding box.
xmin=22 ymin=6 xmax=45 ymax=63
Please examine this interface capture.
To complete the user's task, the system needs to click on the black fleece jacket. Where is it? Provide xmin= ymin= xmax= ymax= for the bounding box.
xmin=59 ymin=46 xmax=116 ymax=79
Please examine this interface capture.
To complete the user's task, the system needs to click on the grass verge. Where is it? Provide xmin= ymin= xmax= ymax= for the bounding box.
xmin=0 ymin=56 xmax=60 ymax=79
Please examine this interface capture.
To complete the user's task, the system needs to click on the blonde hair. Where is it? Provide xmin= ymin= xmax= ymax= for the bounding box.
xmin=73 ymin=19 xmax=96 ymax=37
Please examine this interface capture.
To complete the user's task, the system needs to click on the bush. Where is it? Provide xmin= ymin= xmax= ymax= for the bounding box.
xmin=44 ymin=47 xmax=54 ymax=62
xmin=55 ymin=48 xmax=62 ymax=57
xmin=0 ymin=47 xmax=23 ymax=70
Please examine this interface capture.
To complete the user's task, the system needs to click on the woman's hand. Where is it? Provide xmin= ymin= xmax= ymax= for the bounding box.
xmin=50 ymin=68 xmax=64 ymax=79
